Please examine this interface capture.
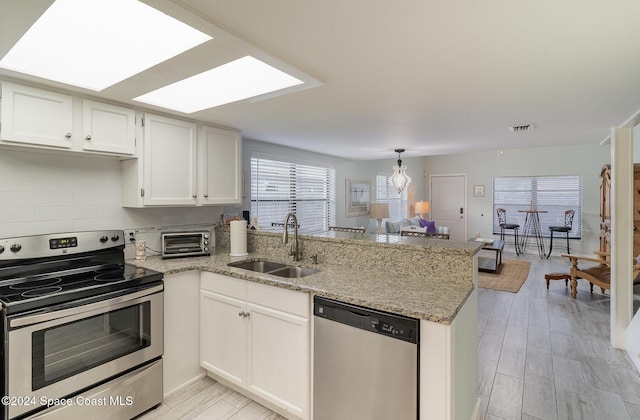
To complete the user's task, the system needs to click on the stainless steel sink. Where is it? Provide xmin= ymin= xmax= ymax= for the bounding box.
xmin=268 ymin=266 xmax=319 ymax=278
xmin=227 ymin=260 xmax=318 ymax=278
xmin=228 ymin=260 xmax=288 ymax=273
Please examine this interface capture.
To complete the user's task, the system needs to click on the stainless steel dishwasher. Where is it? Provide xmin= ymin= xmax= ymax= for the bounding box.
xmin=313 ymin=296 xmax=419 ymax=420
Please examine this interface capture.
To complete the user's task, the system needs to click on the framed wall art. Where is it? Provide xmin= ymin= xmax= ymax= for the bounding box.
xmin=345 ymin=179 xmax=370 ymax=217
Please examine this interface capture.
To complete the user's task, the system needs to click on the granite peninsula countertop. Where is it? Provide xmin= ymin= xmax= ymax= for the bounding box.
xmin=130 ymin=245 xmax=477 ymax=324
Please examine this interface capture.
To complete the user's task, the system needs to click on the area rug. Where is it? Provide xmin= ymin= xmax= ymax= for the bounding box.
xmin=478 ymin=259 xmax=531 ymax=293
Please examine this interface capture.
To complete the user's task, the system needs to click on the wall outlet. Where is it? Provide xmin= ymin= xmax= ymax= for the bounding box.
xmin=125 ymin=229 xmax=136 ymax=243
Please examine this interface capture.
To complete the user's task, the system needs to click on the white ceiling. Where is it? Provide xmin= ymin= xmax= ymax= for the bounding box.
xmin=2 ymin=0 xmax=640 ymax=160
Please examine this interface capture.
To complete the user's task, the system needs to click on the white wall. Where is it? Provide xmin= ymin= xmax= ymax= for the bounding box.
xmin=335 ymin=156 xmax=426 ymax=230
xmin=423 ymin=144 xmax=611 ymax=254
xmin=4 ymin=140 xmax=605 ymax=254
xmin=0 ymin=149 xmax=223 ymax=256
xmin=241 ymin=139 xmax=426 ymax=232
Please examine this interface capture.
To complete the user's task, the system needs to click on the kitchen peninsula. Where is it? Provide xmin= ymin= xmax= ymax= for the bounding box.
xmin=132 ymin=228 xmax=482 ymax=420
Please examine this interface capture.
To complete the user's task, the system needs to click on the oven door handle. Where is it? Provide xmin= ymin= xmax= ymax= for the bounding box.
xmin=9 ymin=284 xmax=164 ymax=329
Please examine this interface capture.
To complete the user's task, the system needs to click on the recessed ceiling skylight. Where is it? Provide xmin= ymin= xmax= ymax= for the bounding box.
xmin=133 ymin=56 xmax=304 ymax=113
xmin=0 ymin=0 xmax=212 ymax=91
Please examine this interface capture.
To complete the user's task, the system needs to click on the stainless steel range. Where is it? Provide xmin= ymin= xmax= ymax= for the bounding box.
xmin=0 ymin=230 xmax=164 ymax=420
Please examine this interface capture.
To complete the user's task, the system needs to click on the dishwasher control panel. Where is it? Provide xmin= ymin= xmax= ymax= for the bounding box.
xmin=314 ymin=296 xmax=419 ymax=343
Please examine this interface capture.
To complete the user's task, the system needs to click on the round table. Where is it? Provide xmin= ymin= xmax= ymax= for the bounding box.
xmin=518 ymin=209 xmax=547 ymax=259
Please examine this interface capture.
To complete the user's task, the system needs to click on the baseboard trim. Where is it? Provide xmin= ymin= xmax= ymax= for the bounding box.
xmin=163 ymin=370 xmax=207 ymax=399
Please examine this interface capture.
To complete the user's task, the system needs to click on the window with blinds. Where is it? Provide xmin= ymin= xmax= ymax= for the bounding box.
xmin=376 ymin=174 xmax=408 ymax=221
xmin=251 ymin=154 xmax=336 ymax=234
xmin=493 ymin=176 xmax=582 ymax=238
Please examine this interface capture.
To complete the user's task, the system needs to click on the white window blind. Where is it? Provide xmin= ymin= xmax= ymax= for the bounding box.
xmin=493 ymin=176 xmax=582 ymax=238
xmin=376 ymin=174 xmax=407 ymax=221
xmin=251 ymin=154 xmax=336 ymax=234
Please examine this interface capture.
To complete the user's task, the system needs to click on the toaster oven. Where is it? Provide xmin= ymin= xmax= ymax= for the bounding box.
xmin=161 ymin=230 xmax=211 ymax=258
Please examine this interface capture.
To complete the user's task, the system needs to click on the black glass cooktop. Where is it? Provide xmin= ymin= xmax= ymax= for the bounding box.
xmin=0 ymin=230 xmax=163 ymax=316
xmin=0 ymin=263 xmax=163 ymax=315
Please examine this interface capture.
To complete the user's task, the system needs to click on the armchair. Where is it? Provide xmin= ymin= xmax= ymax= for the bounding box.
xmin=562 ymin=251 xmax=640 ymax=298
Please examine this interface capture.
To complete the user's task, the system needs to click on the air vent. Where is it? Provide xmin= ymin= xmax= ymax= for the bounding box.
xmin=509 ymin=124 xmax=535 ymax=132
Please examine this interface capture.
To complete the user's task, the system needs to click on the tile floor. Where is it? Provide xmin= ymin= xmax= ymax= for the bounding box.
xmin=138 ymin=376 xmax=285 ymax=419
xmin=477 ymin=252 xmax=640 ymax=420
xmin=141 ymin=252 xmax=640 ymax=420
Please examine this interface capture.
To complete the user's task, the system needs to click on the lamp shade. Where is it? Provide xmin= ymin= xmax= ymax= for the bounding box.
xmin=415 ymin=201 xmax=430 ymax=217
xmin=369 ymin=203 xmax=390 ymax=219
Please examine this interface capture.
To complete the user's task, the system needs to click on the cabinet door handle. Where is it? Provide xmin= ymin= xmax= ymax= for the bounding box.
xmin=238 ymin=311 xmax=244 ymax=317
xmin=65 ymin=133 xmax=72 ymax=139
xmin=192 ymin=194 xmax=197 ymax=198
xmin=85 ymin=135 xmax=92 ymax=141
xmin=204 ymin=194 xmax=208 ymax=198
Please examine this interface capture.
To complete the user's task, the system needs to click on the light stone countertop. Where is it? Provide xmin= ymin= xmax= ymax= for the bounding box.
xmin=130 ymin=246 xmax=476 ymax=324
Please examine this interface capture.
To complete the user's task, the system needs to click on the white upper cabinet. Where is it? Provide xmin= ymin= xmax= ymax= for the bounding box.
xmin=82 ymin=100 xmax=135 ymax=155
xmin=1 ymin=81 xmax=73 ymax=149
xmin=142 ymin=113 xmax=198 ymax=206
xmin=122 ymin=114 xmax=242 ymax=207
xmin=200 ymin=125 xmax=242 ymax=205
xmin=0 ymin=81 xmax=136 ymax=156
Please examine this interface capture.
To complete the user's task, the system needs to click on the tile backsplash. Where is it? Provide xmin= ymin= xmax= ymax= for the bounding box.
xmin=0 ymin=149 xmax=230 ymax=258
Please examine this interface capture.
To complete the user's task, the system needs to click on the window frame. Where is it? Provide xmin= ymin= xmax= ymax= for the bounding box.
xmin=492 ymin=175 xmax=582 ymax=239
xmin=250 ymin=153 xmax=336 ymax=234
xmin=375 ymin=173 xmax=408 ymax=221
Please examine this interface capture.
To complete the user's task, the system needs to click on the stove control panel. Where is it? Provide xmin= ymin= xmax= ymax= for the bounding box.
xmin=50 ymin=237 xmax=78 ymax=249
xmin=0 ymin=230 xmax=125 ymax=260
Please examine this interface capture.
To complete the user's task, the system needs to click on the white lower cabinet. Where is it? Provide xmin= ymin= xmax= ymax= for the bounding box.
xmin=200 ymin=287 xmax=247 ymax=387
xmin=200 ymin=272 xmax=309 ymax=420
xmin=163 ymin=271 xmax=204 ymax=396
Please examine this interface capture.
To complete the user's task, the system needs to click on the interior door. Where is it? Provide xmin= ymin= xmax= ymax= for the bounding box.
xmin=430 ymin=174 xmax=467 ymax=242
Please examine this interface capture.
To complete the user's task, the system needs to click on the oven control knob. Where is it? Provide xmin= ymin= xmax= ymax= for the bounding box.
xmin=10 ymin=244 xmax=21 ymax=253
xmin=0 ymin=245 xmax=4 ymax=254
xmin=100 ymin=236 xmax=109 ymax=243
xmin=204 ymin=234 xmax=209 ymax=239
xmin=111 ymin=234 xmax=120 ymax=241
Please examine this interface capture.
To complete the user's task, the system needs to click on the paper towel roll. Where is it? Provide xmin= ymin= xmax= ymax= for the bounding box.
xmin=230 ymin=220 xmax=248 ymax=256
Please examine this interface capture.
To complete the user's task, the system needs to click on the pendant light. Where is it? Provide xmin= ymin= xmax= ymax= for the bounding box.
xmin=390 ymin=148 xmax=412 ymax=193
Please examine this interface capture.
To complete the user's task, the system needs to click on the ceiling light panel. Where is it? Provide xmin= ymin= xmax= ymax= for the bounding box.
xmin=133 ymin=56 xmax=304 ymax=113
xmin=0 ymin=0 xmax=212 ymax=91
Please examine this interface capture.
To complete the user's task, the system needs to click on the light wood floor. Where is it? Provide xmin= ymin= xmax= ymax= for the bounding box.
xmin=138 ymin=376 xmax=286 ymax=420
xmin=140 ymin=252 xmax=640 ymax=420
xmin=478 ymin=252 xmax=640 ymax=420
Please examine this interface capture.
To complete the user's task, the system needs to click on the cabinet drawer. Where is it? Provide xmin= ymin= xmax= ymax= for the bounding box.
xmin=247 ymin=282 xmax=308 ymax=318
xmin=201 ymin=271 xmax=245 ymax=300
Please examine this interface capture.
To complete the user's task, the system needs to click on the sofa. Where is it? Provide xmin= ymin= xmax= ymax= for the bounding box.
xmin=385 ymin=216 xmax=436 ymax=234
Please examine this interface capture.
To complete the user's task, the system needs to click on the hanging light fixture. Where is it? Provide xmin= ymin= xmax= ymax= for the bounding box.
xmin=390 ymin=148 xmax=412 ymax=193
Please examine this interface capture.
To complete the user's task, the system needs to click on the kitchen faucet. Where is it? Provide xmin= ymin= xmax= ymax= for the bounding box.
xmin=282 ymin=213 xmax=301 ymax=261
